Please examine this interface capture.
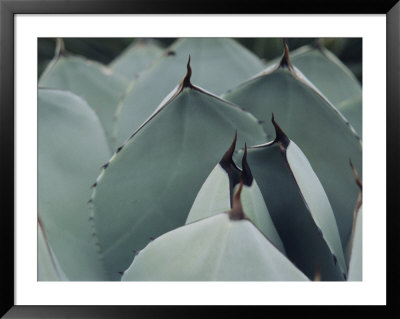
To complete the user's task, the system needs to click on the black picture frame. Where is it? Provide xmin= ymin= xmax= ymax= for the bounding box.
xmin=1 ymin=0 xmax=399 ymax=317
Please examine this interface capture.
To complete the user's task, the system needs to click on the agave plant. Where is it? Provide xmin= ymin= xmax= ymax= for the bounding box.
xmin=38 ymin=37 xmax=362 ymax=282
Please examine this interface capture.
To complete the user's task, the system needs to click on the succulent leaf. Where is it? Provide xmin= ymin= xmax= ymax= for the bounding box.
xmin=90 ymin=69 xmax=266 ymax=280
xmin=347 ymin=207 xmax=362 ymax=281
xmin=243 ymin=118 xmax=347 ymax=280
xmin=347 ymin=162 xmax=363 ymax=281
xmin=37 ymin=37 xmax=362 ymax=282
xmin=121 ymin=214 xmax=308 ymax=281
xmin=38 ymin=217 xmax=68 ymax=281
xmin=38 ymin=88 xmax=111 ymax=280
xmin=290 ymin=44 xmax=362 ymax=137
xmin=39 ymin=44 xmax=129 ymax=148
xmin=334 ymin=95 xmax=362 ymax=139
xmin=109 ymin=39 xmax=164 ymax=80
xmin=223 ymin=46 xmax=362 ymax=253
xmin=185 ymin=132 xmax=239 ymax=224
xmin=185 ymin=164 xmax=232 ymax=224
xmin=187 ymin=139 xmax=285 ymax=254
xmin=232 ymin=179 xmax=286 ymax=255
xmin=114 ymin=38 xmax=265 ymax=144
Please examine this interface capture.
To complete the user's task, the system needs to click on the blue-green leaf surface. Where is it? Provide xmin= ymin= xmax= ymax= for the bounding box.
xmin=290 ymin=45 xmax=362 ymax=137
xmin=224 ymin=59 xmax=362 ymax=252
xmin=185 ymin=163 xmax=285 ymax=254
xmin=244 ymin=121 xmax=347 ymax=280
xmin=122 ymin=214 xmax=308 ymax=281
xmin=39 ymin=51 xmax=129 ymax=148
xmin=185 ymin=164 xmax=231 ymax=224
xmin=109 ymin=39 xmax=164 ymax=80
xmin=38 ymin=89 xmax=111 ymax=280
xmin=90 ymin=78 xmax=266 ymax=280
xmin=114 ymin=38 xmax=265 ymax=144
xmin=38 ymin=218 xmax=68 ymax=281
xmin=347 ymin=207 xmax=362 ymax=281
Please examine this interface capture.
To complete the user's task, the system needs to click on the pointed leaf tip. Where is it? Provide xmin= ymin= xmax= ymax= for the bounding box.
xmin=241 ymin=144 xmax=254 ymax=186
xmin=280 ymin=39 xmax=293 ymax=70
xmin=349 ymin=159 xmax=362 ymax=191
xmin=271 ymin=114 xmax=289 ymax=147
xmin=55 ymin=38 xmax=66 ymax=57
xmin=181 ymin=54 xmax=193 ymax=88
xmin=228 ymin=180 xmax=246 ymax=220
xmin=221 ymin=131 xmax=237 ymax=169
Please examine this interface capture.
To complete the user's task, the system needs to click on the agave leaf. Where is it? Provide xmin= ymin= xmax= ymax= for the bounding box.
xmin=90 ymin=63 xmax=266 ymax=280
xmin=109 ymin=39 xmax=164 ymax=79
xmin=290 ymin=44 xmax=362 ymax=137
xmin=38 ymin=217 xmax=68 ymax=281
xmin=242 ymin=117 xmax=347 ymax=280
xmin=122 ymin=209 xmax=307 ymax=281
xmin=114 ymin=38 xmax=265 ymax=144
xmin=347 ymin=163 xmax=362 ymax=281
xmin=233 ymin=180 xmax=286 ymax=255
xmin=334 ymin=95 xmax=362 ymax=139
xmin=186 ymin=138 xmax=285 ymax=254
xmin=39 ymin=40 xmax=129 ymax=148
xmin=185 ymin=133 xmax=240 ymax=225
xmin=223 ymin=43 xmax=362 ymax=251
xmin=290 ymin=43 xmax=361 ymax=103
xmin=38 ymin=88 xmax=111 ymax=280
xmin=347 ymin=208 xmax=362 ymax=281
xmin=185 ymin=164 xmax=231 ymax=224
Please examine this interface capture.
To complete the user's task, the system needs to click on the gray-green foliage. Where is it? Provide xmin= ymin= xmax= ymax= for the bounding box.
xmin=39 ymin=40 xmax=129 ymax=149
xmin=223 ymin=45 xmax=362 ymax=254
xmin=114 ymin=38 xmax=265 ymax=145
xmin=242 ymin=120 xmax=346 ymax=280
xmin=109 ymin=39 xmax=164 ymax=80
xmin=38 ymin=88 xmax=110 ymax=280
xmin=38 ymin=217 xmax=68 ymax=281
xmin=38 ymin=38 xmax=362 ymax=282
xmin=122 ymin=213 xmax=308 ymax=281
xmin=90 ymin=82 xmax=266 ymax=280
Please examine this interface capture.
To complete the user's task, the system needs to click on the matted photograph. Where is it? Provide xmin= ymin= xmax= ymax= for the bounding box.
xmin=37 ymin=37 xmax=362 ymax=282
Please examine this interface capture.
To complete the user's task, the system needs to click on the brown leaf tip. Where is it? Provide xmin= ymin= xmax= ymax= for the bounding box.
xmin=219 ymin=131 xmax=241 ymax=191
xmin=181 ymin=55 xmax=193 ymax=88
xmin=272 ymin=113 xmax=290 ymax=147
xmin=55 ymin=38 xmax=67 ymax=57
xmin=313 ymin=264 xmax=321 ymax=281
xmin=228 ymin=180 xmax=246 ymax=220
xmin=279 ymin=39 xmax=293 ymax=70
xmin=349 ymin=159 xmax=362 ymax=191
xmin=241 ymin=144 xmax=254 ymax=186
xmin=221 ymin=130 xmax=237 ymax=169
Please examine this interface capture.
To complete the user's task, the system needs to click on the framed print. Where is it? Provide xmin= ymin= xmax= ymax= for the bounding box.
xmin=1 ymin=0 xmax=399 ymax=317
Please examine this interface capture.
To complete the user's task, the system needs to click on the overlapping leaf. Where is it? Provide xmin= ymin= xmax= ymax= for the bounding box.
xmin=109 ymin=39 xmax=164 ymax=80
xmin=122 ymin=191 xmax=308 ymax=281
xmin=38 ymin=89 xmax=111 ymax=280
xmin=347 ymin=208 xmax=362 ymax=281
xmin=243 ymin=117 xmax=347 ymax=280
xmin=90 ymin=64 xmax=266 ymax=280
xmin=223 ymin=44 xmax=362 ymax=252
xmin=290 ymin=44 xmax=362 ymax=137
xmin=186 ymin=136 xmax=285 ymax=254
xmin=39 ymin=41 xmax=129 ymax=148
xmin=347 ymin=163 xmax=363 ymax=281
xmin=38 ymin=217 xmax=68 ymax=281
xmin=114 ymin=38 xmax=265 ymax=144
